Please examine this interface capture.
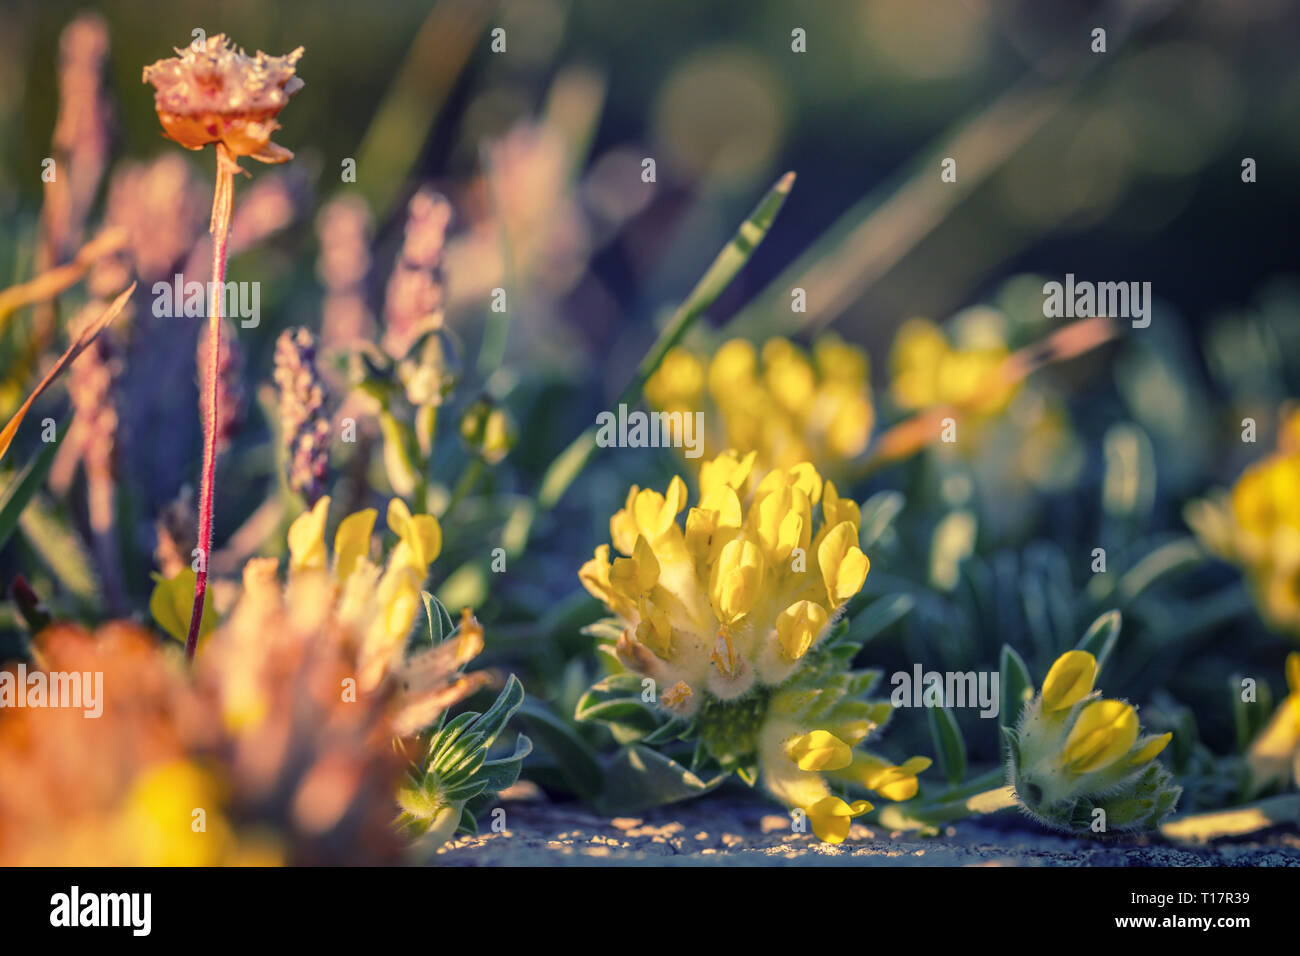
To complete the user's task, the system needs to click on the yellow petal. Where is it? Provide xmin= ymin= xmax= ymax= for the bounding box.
xmin=409 ymin=514 xmax=442 ymax=567
xmin=817 ymin=520 xmax=870 ymax=607
xmin=1129 ymin=732 xmax=1172 ymax=766
xmin=786 ymin=730 xmax=853 ymax=772
xmin=1041 ymin=650 xmax=1097 ymax=712
xmin=386 ymin=496 xmax=413 ymax=541
xmin=288 ymin=496 xmax=331 ymax=571
xmin=806 ymin=795 xmax=872 ymax=844
xmin=334 ymin=508 xmax=377 ymax=582
xmin=1063 ymin=699 xmax=1139 ymax=773
xmin=775 ymin=600 xmax=829 ymax=661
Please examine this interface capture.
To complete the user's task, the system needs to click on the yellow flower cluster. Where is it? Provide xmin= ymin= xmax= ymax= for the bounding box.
xmin=888 ymin=316 xmax=1016 ymax=416
xmin=281 ymin=495 xmax=483 ymax=701
xmin=1009 ymin=650 xmax=1179 ymax=832
xmin=580 ymin=451 xmax=928 ymax=842
xmin=1189 ymin=408 xmax=1300 ymax=639
xmin=580 ymin=451 xmax=868 ymax=704
xmin=645 ymin=335 xmax=874 ymax=478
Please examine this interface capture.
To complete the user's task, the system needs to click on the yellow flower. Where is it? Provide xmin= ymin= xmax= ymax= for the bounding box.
xmin=1008 ymin=647 xmax=1180 ymax=833
xmin=1246 ymin=652 xmax=1300 ymax=793
xmin=1040 ymin=649 xmax=1097 ymax=712
xmin=786 ymin=730 xmax=853 ymax=772
xmin=645 ymin=335 xmax=874 ymax=480
xmin=580 ymin=452 xmax=922 ymax=842
xmin=833 ymin=754 xmax=933 ymax=801
xmin=1190 ymin=408 xmax=1300 ymax=640
xmin=581 ymin=453 xmax=870 ymax=703
xmin=889 ymin=316 xmax=1015 ymax=416
xmin=142 ymin=34 xmax=303 ymax=163
xmin=1061 ymin=699 xmax=1139 ymax=773
xmin=276 ymin=496 xmax=447 ymax=691
xmin=806 ymin=795 xmax=873 ymax=844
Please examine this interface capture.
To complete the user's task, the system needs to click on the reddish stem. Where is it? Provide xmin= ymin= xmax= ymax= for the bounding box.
xmin=185 ymin=144 xmax=237 ymax=661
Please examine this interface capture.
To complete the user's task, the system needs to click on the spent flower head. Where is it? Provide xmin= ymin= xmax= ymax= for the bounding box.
xmin=142 ymin=33 xmax=303 ymax=163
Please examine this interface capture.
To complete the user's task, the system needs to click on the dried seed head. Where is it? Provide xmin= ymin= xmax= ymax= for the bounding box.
xmin=273 ymin=327 xmax=332 ymax=503
xmin=142 ymin=34 xmax=304 ymax=163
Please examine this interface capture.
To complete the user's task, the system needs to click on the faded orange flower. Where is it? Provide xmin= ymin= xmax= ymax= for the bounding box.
xmin=142 ymin=34 xmax=304 ymax=163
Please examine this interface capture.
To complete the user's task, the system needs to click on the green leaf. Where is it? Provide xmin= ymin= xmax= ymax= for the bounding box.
xmin=515 ymin=700 xmax=604 ymax=800
xmin=1075 ymin=609 xmax=1121 ymax=678
xmin=429 ymin=711 xmax=478 ymax=764
xmin=421 ymin=590 xmax=455 ymax=645
xmin=440 ymin=779 xmax=489 ymax=804
xmin=600 ymin=744 xmax=727 ymax=814
xmin=841 ymin=593 xmax=914 ymax=648
xmin=457 ymin=805 xmax=479 ymax=838
xmin=575 ymin=697 xmax=661 ymax=743
xmin=0 ymin=424 xmax=63 ymax=553
xmin=477 ymin=733 xmax=533 ymax=793
xmin=858 ymin=490 xmax=904 ymax=550
xmin=998 ymin=644 xmax=1033 ymax=731
xmin=469 ymin=674 xmax=526 ymax=752
xmin=927 ymin=706 xmax=967 ymax=785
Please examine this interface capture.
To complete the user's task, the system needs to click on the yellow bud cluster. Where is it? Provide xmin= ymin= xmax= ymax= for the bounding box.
xmin=1010 ymin=650 xmax=1179 ymax=832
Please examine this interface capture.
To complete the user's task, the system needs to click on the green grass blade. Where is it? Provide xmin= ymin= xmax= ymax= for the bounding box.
xmin=536 ymin=170 xmax=796 ymax=511
xmin=0 ymin=424 xmax=64 ymax=553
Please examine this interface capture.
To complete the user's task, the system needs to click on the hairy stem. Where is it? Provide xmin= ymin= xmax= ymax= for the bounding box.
xmin=185 ymin=144 xmax=237 ymax=661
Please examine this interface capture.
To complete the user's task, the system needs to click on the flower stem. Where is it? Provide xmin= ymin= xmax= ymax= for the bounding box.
xmin=185 ymin=144 xmax=237 ymax=661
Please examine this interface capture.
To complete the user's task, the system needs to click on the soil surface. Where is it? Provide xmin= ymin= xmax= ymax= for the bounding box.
xmin=435 ymin=788 xmax=1300 ymax=866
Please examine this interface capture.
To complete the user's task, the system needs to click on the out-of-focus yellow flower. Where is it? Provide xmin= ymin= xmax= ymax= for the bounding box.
xmin=581 ymin=452 xmax=925 ymax=841
xmin=1246 ymin=652 xmax=1300 ymax=793
xmin=806 ymin=795 xmax=873 ymax=844
xmin=832 ymin=754 xmax=933 ymax=801
xmin=282 ymin=495 xmax=448 ymax=692
xmin=142 ymin=34 xmax=303 ymax=163
xmin=889 ymin=316 xmax=1016 ymax=416
xmin=1188 ymin=407 xmax=1300 ymax=640
xmin=1007 ymin=649 xmax=1179 ymax=833
xmin=645 ymin=334 xmax=874 ymax=480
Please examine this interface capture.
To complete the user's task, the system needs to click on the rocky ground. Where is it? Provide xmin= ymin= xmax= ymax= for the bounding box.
xmin=435 ymin=788 xmax=1300 ymax=866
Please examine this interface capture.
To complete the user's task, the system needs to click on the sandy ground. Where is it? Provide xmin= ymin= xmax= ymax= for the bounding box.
xmin=434 ymin=789 xmax=1300 ymax=866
